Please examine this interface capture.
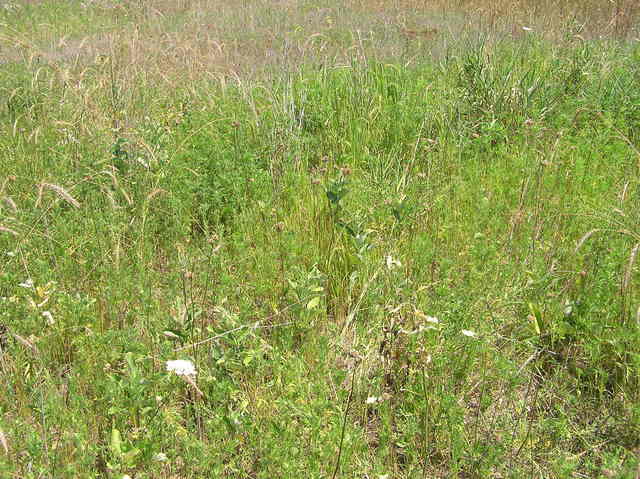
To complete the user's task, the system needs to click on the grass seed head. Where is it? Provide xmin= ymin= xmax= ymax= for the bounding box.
xmin=38 ymin=183 xmax=80 ymax=209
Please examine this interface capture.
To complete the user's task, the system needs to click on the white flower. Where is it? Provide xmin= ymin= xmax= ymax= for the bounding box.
xmin=42 ymin=311 xmax=54 ymax=325
xmin=153 ymin=452 xmax=168 ymax=462
xmin=166 ymin=360 xmax=197 ymax=377
xmin=415 ymin=311 xmax=440 ymax=324
xmin=385 ymin=255 xmax=402 ymax=270
xmin=461 ymin=329 xmax=477 ymax=338
xmin=366 ymin=396 xmax=379 ymax=405
xmin=18 ymin=279 xmax=34 ymax=288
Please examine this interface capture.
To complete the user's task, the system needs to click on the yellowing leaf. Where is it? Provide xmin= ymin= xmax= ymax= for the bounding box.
xmin=110 ymin=428 xmax=122 ymax=457
xmin=306 ymin=297 xmax=321 ymax=310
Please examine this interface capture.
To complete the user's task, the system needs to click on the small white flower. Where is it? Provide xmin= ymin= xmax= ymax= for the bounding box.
xmin=166 ymin=359 xmax=197 ymax=377
xmin=18 ymin=279 xmax=34 ymax=288
xmin=385 ymin=255 xmax=402 ymax=270
xmin=415 ymin=311 xmax=440 ymax=324
xmin=42 ymin=311 xmax=54 ymax=325
xmin=366 ymin=396 xmax=379 ymax=405
xmin=153 ymin=452 xmax=168 ymax=462
xmin=122 ymin=475 xmax=132 ymax=479
xmin=461 ymin=329 xmax=477 ymax=338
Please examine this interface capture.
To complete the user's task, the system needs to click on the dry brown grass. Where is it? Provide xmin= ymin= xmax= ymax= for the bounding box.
xmin=0 ymin=0 xmax=636 ymax=143
xmin=1 ymin=0 xmax=637 ymax=86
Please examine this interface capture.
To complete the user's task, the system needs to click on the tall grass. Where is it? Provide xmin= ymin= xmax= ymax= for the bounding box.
xmin=1 ymin=1 xmax=640 ymax=477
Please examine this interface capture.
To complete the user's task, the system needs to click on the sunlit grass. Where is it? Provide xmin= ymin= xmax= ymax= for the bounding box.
xmin=1 ymin=1 xmax=639 ymax=477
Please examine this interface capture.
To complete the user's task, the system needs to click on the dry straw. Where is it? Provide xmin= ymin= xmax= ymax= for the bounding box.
xmin=1 ymin=196 xmax=17 ymax=213
xmin=575 ymin=228 xmax=600 ymax=253
xmin=13 ymin=334 xmax=39 ymax=354
xmin=145 ymin=188 xmax=166 ymax=203
xmin=0 ymin=428 xmax=8 ymax=454
xmin=36 ymin=183 xmax=81 ymax=209
xmin=623 ymin=242 xmax=640 ymax=294
xmin=0 ymin=226 xmax=18 ymax=236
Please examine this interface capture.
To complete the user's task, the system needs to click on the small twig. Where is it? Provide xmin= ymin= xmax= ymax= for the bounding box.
xmin=512 ymin=382 xmax=540 ymax=461
xmin=343 ymin=265 xmax=383 ymax=331
xmin=174 ymin=324 xmax=248 ymax=352
xmin=516 ymin=350 xmax=542 ymax=376
xmin=420 ymin=364 xmax=430 ymax=478
xmin=331 ymin=363 xmax=358 ymax=479
xmin=182 ymin=374 xmax=204 ymax=398
xmin=174 ymin=297 xmax=307 ymax=352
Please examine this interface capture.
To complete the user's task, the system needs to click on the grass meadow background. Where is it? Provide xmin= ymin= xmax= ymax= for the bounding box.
xmin=1 ymin=0 xmax=640 ymax=477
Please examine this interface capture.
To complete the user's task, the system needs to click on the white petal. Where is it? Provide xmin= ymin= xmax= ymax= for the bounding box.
xmin=166 ymin=359 xmax=197 ymax=377
xmin=42 ymin=311 xmax=54 ymax=325
xmin=385 ymin=255 xmax=402 ymax=270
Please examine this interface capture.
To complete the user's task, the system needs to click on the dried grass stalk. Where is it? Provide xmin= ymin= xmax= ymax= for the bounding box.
xmin=1 ymin=196 xmax=17 ymax=213
xmin=0 ymin=226 xmax=18 ymax=236
xmin=575 ymin=229 xmax=600 ymax=253
xmin=0 ymin=428 xmax=8 ymax=454
xmin=38 ymin=183 xmax=80 ymax=209
xmin=146 ymin=188 xmax=166 ymax=202
xmin=182 ymin=374 xmax=204 ymax=398
xmin=13 ymin=334 xmax=39 ymax=354
xmin=119 ymin=186 xmax=133 ymax=206
xmin=102 ymin=167 xmax=119 ymax=189
xmin=622 ymin=242 xmax=640 ymax=293
xmin=101 ymin=187 xmax=118 ymax=209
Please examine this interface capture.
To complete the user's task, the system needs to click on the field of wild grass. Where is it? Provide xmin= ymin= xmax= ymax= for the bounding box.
xmin=1 ymin=1 xmax=640 ymax=477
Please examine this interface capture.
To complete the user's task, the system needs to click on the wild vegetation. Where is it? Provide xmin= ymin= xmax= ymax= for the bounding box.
xmin=1 ymin=1 xmax=640 ymax=477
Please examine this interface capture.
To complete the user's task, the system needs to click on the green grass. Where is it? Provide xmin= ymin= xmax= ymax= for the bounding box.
xmin=1 ymin=1 xmax=640 ymax=477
